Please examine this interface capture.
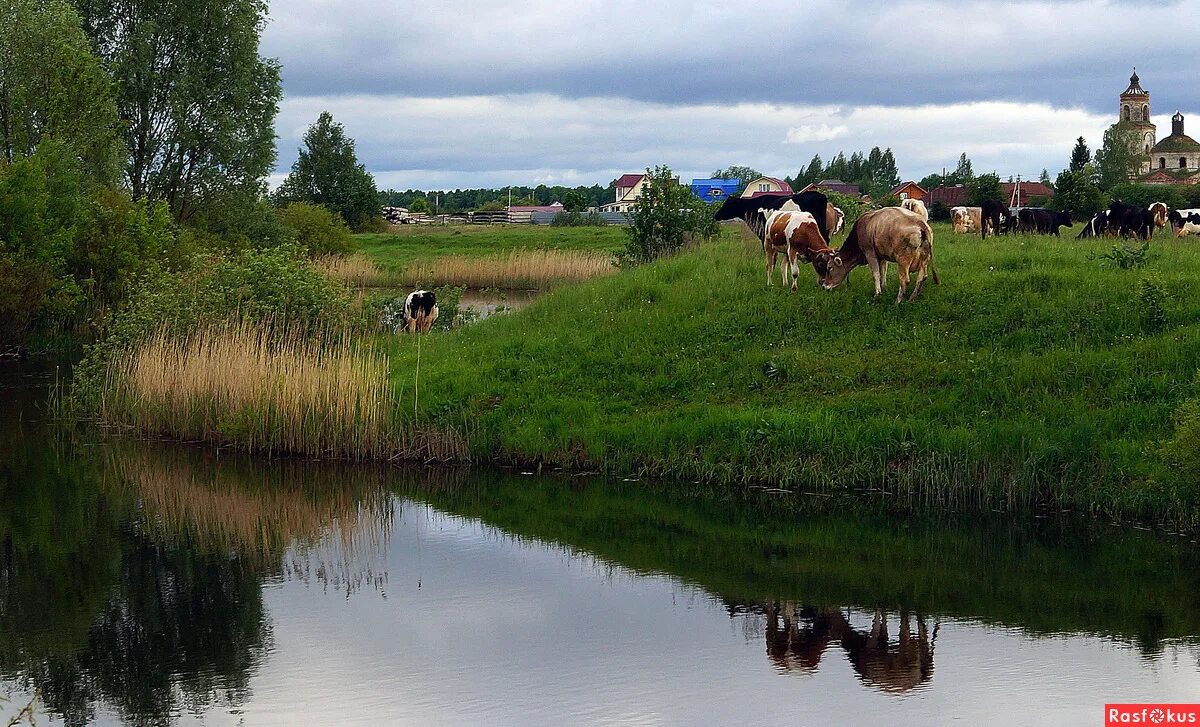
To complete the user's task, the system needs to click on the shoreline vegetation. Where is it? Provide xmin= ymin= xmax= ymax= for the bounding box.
xmin=91 ymin=222 xmax=1200 ymax=531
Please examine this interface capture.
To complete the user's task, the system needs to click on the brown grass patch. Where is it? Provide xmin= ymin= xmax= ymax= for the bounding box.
xmin=315 ymin=254 xmax=397 ymax=287
xmin=402 ymin=249 xmax=615 ymax=289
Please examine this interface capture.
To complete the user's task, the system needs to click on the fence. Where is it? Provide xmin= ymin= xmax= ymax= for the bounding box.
xmin=384 ymin=209 xmax=630 ymax=227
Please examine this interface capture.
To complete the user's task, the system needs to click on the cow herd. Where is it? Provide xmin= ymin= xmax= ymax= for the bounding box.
xmin=715 ymin=190 xmax=1200 ymax=305
xmin=715 ymin=191 xmax=939 ymax=303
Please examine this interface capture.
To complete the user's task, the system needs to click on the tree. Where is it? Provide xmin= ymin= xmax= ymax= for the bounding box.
xmin=562 ymin=189 xmax=588 ymax=212
xmin=623 ymin=165 xmax=716 ymax=264
xmin=1069 ymin=137 xmax=1091 ymax=172
xmin=954 ymin=153 xmax=975 ymax=182
xmin=1040 ymin=169 xmax=1052 ymax=186
xmin=967 ymin=173 xmax=1003 ymax=205
xmin=274 ymin=112 xmax=381 ymax=231
xmin=409 ymin=198 xmax=431 ymax=214
xmin=1050 ymin=168 xmax=1106 ymax=217
xmin=711 ymin=166 xmax=761 ymax=193
xmin=0 ymin=0 xmax=121 ymax=182
xmin=72 ymin=0 xmax=282 ymax=221
xmin=1095 ymin=125 xmax=1143 ymax=191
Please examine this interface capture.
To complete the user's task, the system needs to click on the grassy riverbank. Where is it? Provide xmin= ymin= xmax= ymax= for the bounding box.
xmin=99 ymin=222 xmax=1200 ymax=527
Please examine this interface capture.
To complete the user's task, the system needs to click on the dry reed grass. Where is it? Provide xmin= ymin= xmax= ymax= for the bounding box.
xmin=402 ymin=249 xmax=614 ymax=289
xmin=101 ymin=322 xmax=469 ymax=461
xmin=315 ymin=254 xmax=397 ymax=287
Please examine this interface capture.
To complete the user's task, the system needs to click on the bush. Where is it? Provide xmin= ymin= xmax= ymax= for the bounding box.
xmin=72 ymin=245 xmax=350 ymax=412
xmin=278 ymin=202 xmax=354 ymax=257
xmin=622 ymin=165 xmax=717 ymax=265
xmin=1096 ymin=242 xmax=1150 ymax=270
xmin=550 ymin=210 xmax=607 ymax=227
xmin=183 ymin=189 xmax=295 ymax=253
xmin=928 ymin=201 xmax=952 ymax=222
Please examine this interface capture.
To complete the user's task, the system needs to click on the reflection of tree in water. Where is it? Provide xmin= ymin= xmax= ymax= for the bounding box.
xmin=732 ymin=602 xmax=936 ymax=694
xmin=0 ymin=434 xmax=394 ymax=726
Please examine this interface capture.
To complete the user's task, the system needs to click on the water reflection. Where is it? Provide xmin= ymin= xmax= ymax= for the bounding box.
xmin=2 ymin=362 xmax=1200 ymax=725
xmin=732 ymin=604 xmax=936 ymax=693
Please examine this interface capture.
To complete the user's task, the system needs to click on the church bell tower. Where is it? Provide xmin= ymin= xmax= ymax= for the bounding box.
xmin=1120 ymin=69 xmax=1156 ymax=172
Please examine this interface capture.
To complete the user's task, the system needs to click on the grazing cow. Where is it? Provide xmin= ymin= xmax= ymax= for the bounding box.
xmin=899 ymin=199 xmax=929 ymax=222
xmin=1177 ymin=220 xmax=1200 ymax=237
xmin=1149 ymin=202 xmax=1170 ymax=232
xmin=715 ymin=190 xmax=831 ymax=244
xmin=402 ymin=290 xmax=439 ymax=333
xmin=1077 ymin=210 xmax=1112 ymax=239
xmin=1109 ymin=201 xmax=1154 ymax=240
xmin=980 ymin=200 xmax=1011 ymax=239
xmin=760 ymin=209 xmax=834 ymax=289
xmin=815 ymin=207 xmax=939 ymax=303
xmin=951 ymin=207 xmax=971 ymax=234
xmin=1169 ymin=208 xmax=1200 ymax=232
xmin=1017 ymin=208 xmax=1073 ymax=236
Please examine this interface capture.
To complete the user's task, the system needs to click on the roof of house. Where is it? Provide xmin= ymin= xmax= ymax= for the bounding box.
xmin=800 ymin=180 xmax=861 ymax=197
xmin=1002 ymin=181 xmax=1054 ymax=199
xmin=927 ymin=186 xmax=969 ymax=206
xmin=614 ymin=174 xmax=645 ymax=188
xmin=890 ymin=181 xmax=927 ymax=196
xmin=745 ymin=176 xmax=793 ymax=192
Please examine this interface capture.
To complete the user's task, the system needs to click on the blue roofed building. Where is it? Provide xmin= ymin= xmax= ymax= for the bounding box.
xmin=690 ymin=178 xmax=742 ymax=204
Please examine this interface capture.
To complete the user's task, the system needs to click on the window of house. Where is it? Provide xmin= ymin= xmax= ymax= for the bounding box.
xmin=758 ymin=183 xmax=769 ymax=192
xmin=900 ymin=192 xmax=908 ymax=200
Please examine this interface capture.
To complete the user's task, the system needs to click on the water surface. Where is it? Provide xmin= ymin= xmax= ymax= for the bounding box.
xmin=2 ymin=362 xmax=1198 ymax=726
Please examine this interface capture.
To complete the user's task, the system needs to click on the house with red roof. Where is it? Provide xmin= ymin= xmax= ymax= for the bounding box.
xmin=928 ymin=185 xmax=969 ymax=208
xmin=740 ymin=176 xmax=793 ymax=198
xmin=1001 ymin=181 xmax=1054 ymax=206
xmin=798 ymin=179 xmax=862 ymax=197
xmin=601 ymin=172 xmax=681 ymax=212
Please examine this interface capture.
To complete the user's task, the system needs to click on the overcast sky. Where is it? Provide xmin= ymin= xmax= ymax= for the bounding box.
xmin=262 ymin=0 xmax=1199 ymax=191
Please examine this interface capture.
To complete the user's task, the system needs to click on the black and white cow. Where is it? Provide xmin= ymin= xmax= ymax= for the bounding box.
xmin=715 ymin=190 xmax=831 ymax=244
xmin=402 ymin=290 xmax=439 ymax=334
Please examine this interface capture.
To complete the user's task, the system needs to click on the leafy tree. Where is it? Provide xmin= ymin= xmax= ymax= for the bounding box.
xmin=1049 ymin=168 xmax=1106 ymax=217
xmin=954 ymin=153 xmax=975 ymax=182
xmin=1070 ymin=137 xmax=1092 ymax=172
xmin=967 ymin=173 xmax=1003 ymax=205
xmin=562 ymin=189 xmax=588 ymax=212
xmin=1095 ymin=125 xmax=1143 ymax=191
xmin=623 ymin=165 xmax=716 ymax=264
xmin=711 ymin=165 xmax=762 ymax=193
xmin=409 ymin=198 xmax=431 ymax=214
xmin=278 ymin=203 xmax=354 ymax=257
xmin=72 ymin=0 xmax=282 ymax=221
xmin=274 ymin=112 xmax=381 ymax=231
xmin=0 ymin=0 xmax=122 ymax=182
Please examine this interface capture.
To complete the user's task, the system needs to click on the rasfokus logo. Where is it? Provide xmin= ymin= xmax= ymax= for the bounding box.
xmin=1106 ymin=705 xmax=1200 ymax=725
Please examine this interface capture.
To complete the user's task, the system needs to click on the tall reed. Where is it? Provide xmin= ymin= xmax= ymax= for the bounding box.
xmin=315 ymin=254 xmax=398 ymax=287
xmin=101 ymin=322 xmax=468 ymax=460
xmin=402 ymin=249 xmax=614 ymax=289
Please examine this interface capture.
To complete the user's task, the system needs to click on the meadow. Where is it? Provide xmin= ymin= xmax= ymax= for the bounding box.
xmin=99 ymin=221 xmax=1200 ymax=529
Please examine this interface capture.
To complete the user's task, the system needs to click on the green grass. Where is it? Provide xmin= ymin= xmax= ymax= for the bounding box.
xmin=382 ymin=223 xmax=1200 ymax=527
xmin=355 ymin=224 xmax=626 ymax=271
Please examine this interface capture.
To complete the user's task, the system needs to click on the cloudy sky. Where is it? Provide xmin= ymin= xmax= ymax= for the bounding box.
xmin=262 ymin=0 xmax=1199 ymax=191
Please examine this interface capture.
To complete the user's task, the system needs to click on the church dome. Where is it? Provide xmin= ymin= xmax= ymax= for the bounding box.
xmin=1153 ymin=112 xmax=1200 ymax=152
xmin=1123 ymin=69 xmax=1148 ymax=96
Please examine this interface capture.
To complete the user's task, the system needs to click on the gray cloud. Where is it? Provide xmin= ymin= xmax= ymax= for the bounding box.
xmin=263 ymin=0 xmax=1200 ymax=188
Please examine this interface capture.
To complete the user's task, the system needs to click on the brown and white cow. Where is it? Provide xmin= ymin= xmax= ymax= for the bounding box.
xmin=828 ymin=204 xmax=846 ymax=237
xmin=899 ymin=198 xmax=929 ymax=222
xmin=950 ymin=206 xmax=981 ymax=234
xmin=760 ymin=209 xmax=835 ymax=290
xmin=815 ymin=207 xmax=939 ymax=303
xmin=1149 ymin=202 xmax=1169 ymax=233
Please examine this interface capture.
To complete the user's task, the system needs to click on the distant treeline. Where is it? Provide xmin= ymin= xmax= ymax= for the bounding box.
xmin=379 ymin=184 xmax=615 ymax=212
xmin=786 ymin=147 xmax=903 ymax=198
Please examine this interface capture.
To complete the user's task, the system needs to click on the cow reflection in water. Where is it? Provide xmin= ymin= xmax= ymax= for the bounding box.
xmin=755 ymin=603 xmax=937 ymax=693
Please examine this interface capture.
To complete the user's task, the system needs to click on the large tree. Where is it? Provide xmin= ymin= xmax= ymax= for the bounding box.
xmin=1094 ymin=125 xmax=1143 ymax=191
xmin=967 ymin=173 xmax=1003 ymax=205
xmin=711 ymin=165 xmax=762 ymax=193
xmin=275 ymin=112 xmax=381 ymax=231
xmin=72 ymin=0 xmax=282 ymax=221
xmin=1050 ymin=168 xmax=1106 ymax=217
xmin=0 ymin=0 xmax=121 ymax=182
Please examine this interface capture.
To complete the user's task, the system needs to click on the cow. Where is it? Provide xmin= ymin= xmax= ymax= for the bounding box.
xmin=828 ymin=205 xmax=846 ymax=237
xmin=980 ymin=200 xmax=1011 ymax=239
xmin=1077 ymin=210 xmax=1112 ymax=239
xmin=814 ymin=207 xmax=939 ymax=303
xmin=401 ymin=290 xmax=439 ymax=333
xmin=1017 ymin=208 xmax=1073 ymax=236
xmin=715 ymin=191 xmax=831 ymax=244
xmin=1148 ymin=202 xmax=1170 ymax=233
xmin=1177 ymin=220 xmax=1200 ymax=237
xmin=899 ymin=198 xmax=928 ymax=222
xmin=759 ymin=209 xmax=834 ymax=289
xmin=1108 ymin=200 xmax=1153 ymax=240
xmin=1169 ymin=208 xmax=1200 ymax=232
xmin=951 ymin=206 xmax=982 ymax=234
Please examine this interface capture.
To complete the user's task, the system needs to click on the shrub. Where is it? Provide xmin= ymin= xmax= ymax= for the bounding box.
xmin=622 ymin=165 xmax=717 ymax=265
xmin=1138 ymin=278 xmax=1167 ymax=334
xmin=1096 ymin=242 xmax=1150 ymax=270
xmin=928 ymin=201 xmax=952 ymax=222
xmin=550 ymin=210 xmax=607 ymax=227
xmin=278 ymin=202 xmax=354 ymax=257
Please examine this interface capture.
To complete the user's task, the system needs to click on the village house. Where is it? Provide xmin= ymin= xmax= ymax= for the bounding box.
xmin=797 ymin=179 xmax=862 ymax=197
xmin=740 ymin=176 xmax=793 ymax=198
xmin=602 ymin=173 xmax=647 ymax=213
xmin=690 ymin=178 xmax=742 ymax=203
xmin=890 ymin=181 xmax=927 ymax=201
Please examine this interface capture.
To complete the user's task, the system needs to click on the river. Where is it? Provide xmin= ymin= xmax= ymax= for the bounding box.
xmin=1 ymin=361 xmax=1198 ymax=726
